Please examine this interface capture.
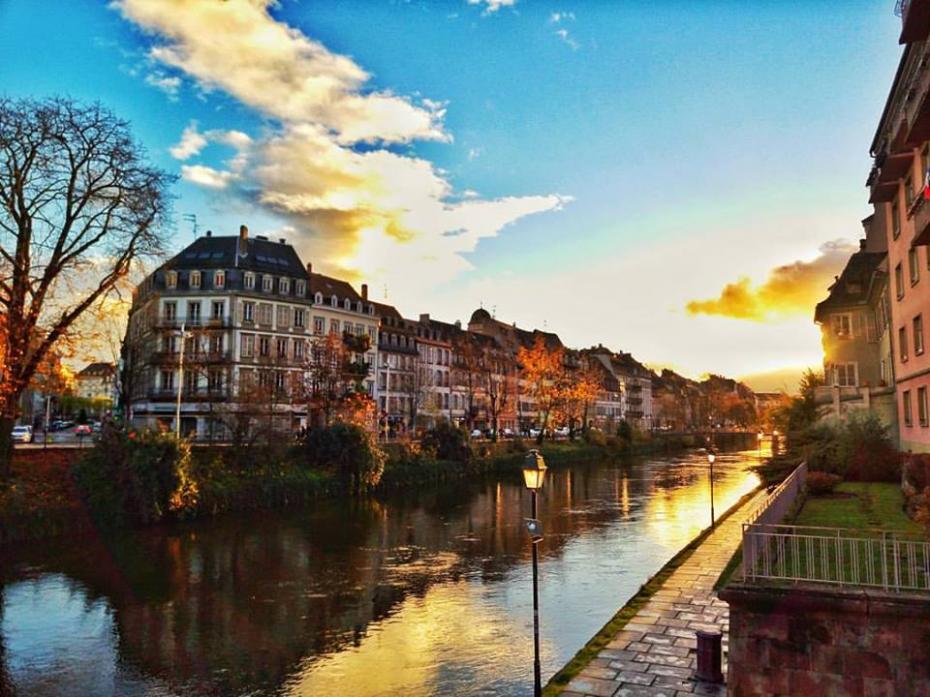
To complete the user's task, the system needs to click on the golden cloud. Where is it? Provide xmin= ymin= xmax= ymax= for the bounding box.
xmin=117 ymin=0 xmax=568 ymax=305
xmin=685 ymin=240 xmax=857 ymax=321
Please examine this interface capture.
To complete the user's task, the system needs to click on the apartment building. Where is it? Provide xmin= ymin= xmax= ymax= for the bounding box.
xmin=372 ymin=302 xmax=420 ymax=435
xmin=867 ymin=6 xmax=930 ymax=450
xmin=75 ymin=362 xmax=117 ymax=403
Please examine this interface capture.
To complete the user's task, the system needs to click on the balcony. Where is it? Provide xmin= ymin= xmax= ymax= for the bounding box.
xmin=156 ymin=316 xmax=233 ymax=329
xmin=897 ymin=0 xmax=930 ymax=44
xmin=147 ymin=388 xmax=231 ymax=402
xmin=911 ymin=195 xmax=930 ymax=245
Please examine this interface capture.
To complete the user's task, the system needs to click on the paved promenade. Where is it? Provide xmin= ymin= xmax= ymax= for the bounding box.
xmin=562 ymin=489 xmax=767 ymax=697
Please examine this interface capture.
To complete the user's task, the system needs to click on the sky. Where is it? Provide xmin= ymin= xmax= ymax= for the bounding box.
xmin=0 ymin=0 xmax=905 ymax=392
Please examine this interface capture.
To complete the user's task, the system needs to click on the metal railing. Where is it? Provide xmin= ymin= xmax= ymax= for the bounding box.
xmin=742 ymin=523 xmax=930 ymax=593
xmin=744 ymin=461 xmax=808 ymax=528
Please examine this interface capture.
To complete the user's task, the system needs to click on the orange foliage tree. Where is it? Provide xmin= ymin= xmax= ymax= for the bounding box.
xmin=517 ymin=336 xmax=567 ymax=444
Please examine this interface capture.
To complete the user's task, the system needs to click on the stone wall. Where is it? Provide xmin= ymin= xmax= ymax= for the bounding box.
xmin=720 ymin=583 xmax=930 ymax=696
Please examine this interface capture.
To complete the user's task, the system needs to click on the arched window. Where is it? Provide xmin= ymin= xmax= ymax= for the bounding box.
xmin=315 ymin=292 xmax=323 ymax=304
xmin=356 ymin=301 xmax=363 ymax=313
xmin=344 ymin=298 xmax=351 ymax=311
xmin=331 ymin=295 xmax=338 ymax=307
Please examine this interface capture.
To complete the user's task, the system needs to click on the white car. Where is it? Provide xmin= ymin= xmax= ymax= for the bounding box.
xmin=470 ymin=429 xmax=484 ymax=439
xmin=11 ymin=425 xmax=33 ymax=443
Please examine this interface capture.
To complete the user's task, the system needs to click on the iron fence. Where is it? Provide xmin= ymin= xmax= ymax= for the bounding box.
xmin=742 ymin=523 xmax=930 ymax=593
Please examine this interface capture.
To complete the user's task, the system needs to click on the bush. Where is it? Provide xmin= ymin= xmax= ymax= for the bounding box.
xmin=73 ymin=425 xmax=196 ymax=526
xmin=583 ymin=428 xmax=607 ymax=447
xmin=304 ymin=422 xmax=385 ymax=494
xmin=806 ymin=471 xmax=842 ymax=496
xmin=794 ymin=414 xmax=900 ymax=482
xmin=616 ymin=420 xmax=633 ymax=443
xmin=421 ymin=420 xmax=472 ymax=462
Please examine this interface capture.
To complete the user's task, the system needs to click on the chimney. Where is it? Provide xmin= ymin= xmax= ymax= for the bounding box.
xmin=239 ymin=224 xmax=249 ymax=241
xmin=361 ymin=283 xmax=368 ymax=300
xmin=306 ymin=262 xmax=312 ymax=275
xmin=206 ymin=229 xmax=212 ymax=237
xmin=279 ymin=238 xmax=286 ymax=244
xmin=859 ymin=238 xmax=866 ymax=251
xmin=420 ymin=313 xmax=430 ymax=323
xmin=455 ymin=320 xmax=461 ymax=329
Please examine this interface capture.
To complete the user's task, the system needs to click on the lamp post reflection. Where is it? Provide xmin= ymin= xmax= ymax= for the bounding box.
xmin=522 ymin=449 xmax=547 ymax=697
xmin=707 ymin=449 xmax=716 ymax=527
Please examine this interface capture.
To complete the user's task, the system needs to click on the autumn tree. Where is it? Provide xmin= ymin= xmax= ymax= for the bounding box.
xmin=517 ymin=335 xmax=566 ymax=444
xmin=0 ymin=98 xmax=172 ymax=477
xmin=558 ymin=364 xmax=601 ymax=439
xmin=452 ymin=332 xmax=485 ymax=434
xmin=483 ymin=345 xmax=515 ymax=441
xmin=304 ymin=331 xmax=374 ymax=428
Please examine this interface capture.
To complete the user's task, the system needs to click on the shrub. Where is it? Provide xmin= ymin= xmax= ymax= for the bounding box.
xmin=73 ymin=425 xmax=196 ymax=526
xmin=583 ymin=428 xmax=607 ymax=447
xmin=794 ymin=414 xmax=900 ymax=482
xmin=806 ymin=471 xmax=842 ymax=496
xmin=616 ymin=420 xmax=633 ymax=443
xmin=914 ymin=488 xmax=930 ymax=536
xmin=304 ymin=422 xmax=385 ymax=494
xmin=421 ymin=420 xmax=472 ymax=462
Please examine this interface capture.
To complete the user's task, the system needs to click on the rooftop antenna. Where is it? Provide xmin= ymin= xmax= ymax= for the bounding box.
xmin=492 ymin=304 xmax=496 ymax=318
xmin=383 ymin=283 xmax=388 ymax=300
xmin=183 ymin=213 xmax=199 ymax=240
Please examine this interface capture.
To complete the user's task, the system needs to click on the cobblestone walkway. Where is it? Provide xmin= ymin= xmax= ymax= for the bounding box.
xmin=563 ymin=490 xmax=767 ymax=697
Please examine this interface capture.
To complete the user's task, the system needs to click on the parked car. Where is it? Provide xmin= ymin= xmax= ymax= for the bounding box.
xmin=11 ymin=425 xmax=33 ymax=443
xmin=529 ymin=428 xmax=542 ymax=439
xmin=502 ymin=428 xmax=514 ymax=438
xmin=470 ymin=429 xmax=484 ymax=439
xmin=554 ymin=426 xmax=570 ymax=437
xmin=74 ymin=424 xmax=93 ymax=436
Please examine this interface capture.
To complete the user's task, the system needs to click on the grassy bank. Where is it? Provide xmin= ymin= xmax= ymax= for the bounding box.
xmin=794 ymin=482 xmax=922 ymax=534
xmin=543 ymin=487 xmax=762 ymax=696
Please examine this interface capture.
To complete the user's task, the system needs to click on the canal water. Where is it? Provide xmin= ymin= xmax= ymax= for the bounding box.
xmin=0 ymin=449 xmax=760 ymax=697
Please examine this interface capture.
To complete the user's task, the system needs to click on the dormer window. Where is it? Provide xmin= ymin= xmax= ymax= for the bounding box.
xmin=279 ymin=278 xmax=290 ymax=295
xmin=356 ymin=301 xmax=363 ymax=313
xmin=190 ymin=271 xmax=202 ymax=289
xmin=331 ymin=295 xmax=338 ymax=307
xmin=166 ymin=271 xmax=178 ymax=290
xmin=243 ymin=272 xmax=255 ymax=290
xmin=344 ymin=298 xmax=351 ymax=311
xmin=315 ymin=292 xmax=323 ymax=304
xmin=262 ymin=275 xmax=273 ymax=292
xmin=296 ymin=280 xmax=306 ymax=297
xmin=213 ymin=270 xmax=225 ymax=289
xmin=368 ymin=305 xmax=374 ymax=316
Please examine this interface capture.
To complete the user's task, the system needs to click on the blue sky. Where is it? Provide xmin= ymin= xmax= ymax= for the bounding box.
xmin=0 ymin=0 xmax=904 ymax=389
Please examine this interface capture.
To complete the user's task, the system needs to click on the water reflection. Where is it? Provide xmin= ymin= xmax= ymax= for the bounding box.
xmin=0 ymin=450 xmax=759 ymax=697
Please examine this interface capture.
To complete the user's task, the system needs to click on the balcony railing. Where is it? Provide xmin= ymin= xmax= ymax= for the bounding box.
xmin=148 ymin=388 xmax=231 ymax=402
xmin=156 ymin=316 xmax=233 ymax=329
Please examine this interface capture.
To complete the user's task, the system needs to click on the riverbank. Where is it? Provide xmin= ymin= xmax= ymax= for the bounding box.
xmin=0 ymin=432 xmax=753 ymax=546
xmin=545 ymin=485 xmax=765 ymax=696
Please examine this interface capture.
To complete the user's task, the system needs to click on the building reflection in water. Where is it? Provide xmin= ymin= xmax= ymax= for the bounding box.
xmin=0 ymin=450 xmax=759 ymax=697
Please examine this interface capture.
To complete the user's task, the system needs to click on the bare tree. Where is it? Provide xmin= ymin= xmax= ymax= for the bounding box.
xmin=0 ymin=98 xmax=172 ymax=475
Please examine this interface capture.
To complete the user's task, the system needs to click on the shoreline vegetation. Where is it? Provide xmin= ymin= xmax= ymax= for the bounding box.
xmin=0 ymin=427 xmax=754 ymax=547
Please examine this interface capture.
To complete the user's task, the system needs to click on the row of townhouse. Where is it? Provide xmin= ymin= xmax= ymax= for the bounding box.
xmin=122 ymin=225 xmax=655 ymax=439
xmin=815 ymin=1 xmax=930 ymax=451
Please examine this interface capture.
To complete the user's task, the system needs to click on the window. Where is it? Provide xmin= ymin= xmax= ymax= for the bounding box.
xmin=896 ymin=263 xmax=905 ymax=299
xmin=190 ymin=270 xmax=202 ymax=289
xmin=881 ymin=358 xmax=888 ymax=385
xmin=275 ymin=372 xmax=286 ymax=392
xmin=344 ymin=298 xmax=352 ymax=311
xmin=921 ymin=387 xmax=929 ymax=427
xmin=368 ymin=327 xmax=376 ymax=342
xmin=331 ymin=295 xmax=338 ymax=307
xmin=911 ymin=247 xmax=921 ymax=286
xmin=214 ymin=270 xmax=225 ymax=289
xmin=916 ymin=314 xmax=925 ymax=355
xmin=262 ymin=275 xmax=273 ymax=292
xmin=209 ymin=369 xmax=223 ymax=392
xmin=164 ymin=301 xmax=177 ymax=321
xmin=294 ymin=339 xmax=304 ymax=360
xmin=313 ymin=316 xmax=324 ymax=335
xmin=892 ymin=198 xmax=901 ymax=240
xmin=315 ymin=292 xmax=323 ymax=304
xmin=160 ymin=370 xmax=175 ymax=390
xmin=187 ymin=301 xmax=201 ymax=323
xmin=294 ymin=309 xmax=305 ymax=328
xmin=330 ymin=319 xmax=340 ymax=334
xmin=904 ymin=390 xmax=913 ymax=427
xmin=906 ymin=174 xmax=915 ymax=209
xmin=279 ymin=277 xmax=290 ymax=295
xmin=166 ymin=271 xmax=178 ymax=289
xmin=258 ymin=303 xmax=273 ymax=325
xmin=832 ymin=362 xmax=858 ymax=387
xmin=259 ymin=335 xmax=270 ymax=357
xmin=241 ymin=334 xmax=254 ymax=358
xmin=276 ymin=305 xmax=290 ymax=328
xmin=243 ymin=301 xmax=254 ymax=323
xmin=210 ymin=334 xmax=223 ymax=354
xmin=244 ymin=272 xmax=255 ymax=290
xmin=901 ymin=326 xmax=909 ymax=362
xmin=212 ymin=301 xmax=224 ymax=320
xmin=356 ymin=301 xmax=363 ymax=313
xmin=296 ymin=280 xmax=306 ymax=297
xmin=276 ymin=337 xmax=288 ymax=358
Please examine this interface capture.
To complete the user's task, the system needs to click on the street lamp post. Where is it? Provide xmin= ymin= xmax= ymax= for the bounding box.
xmin=707 ymin=449 xmax=716 ymax=527
xmin=522 ymin=449 xmax=547 ymax=697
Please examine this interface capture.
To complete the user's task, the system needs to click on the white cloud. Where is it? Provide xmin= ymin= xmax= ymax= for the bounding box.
xmin=549 ymin=11 xmax=575 ymax=24
xmin=467 ymin=0 xmax=516 ymax=14
xmin=180 ymin=164 xmax=235 ymax=189
xmin=144 ymin=71 xmax=180 ymax=97
xmin=169 ymin=121 xmax=207 ymax=160
xmin=554 ymin=28 xmax=579 ymax=50
xmin=116 ymin=0 xmax=568 ymax=295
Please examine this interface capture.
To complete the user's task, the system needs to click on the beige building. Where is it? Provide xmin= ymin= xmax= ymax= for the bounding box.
xmin=75 ymin=362 xmax=116 ymax=403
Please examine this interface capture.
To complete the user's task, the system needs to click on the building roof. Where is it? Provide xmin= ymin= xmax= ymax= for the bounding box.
xmin=77 ymin=362 xmax=115 ymax=378
xmin=308 ymin=272 xmax=362 ymax=303
xmin=813 ymin=251 xmax=886 ymax=322
xmin=162 ymin=232 xmax=308 ymax=278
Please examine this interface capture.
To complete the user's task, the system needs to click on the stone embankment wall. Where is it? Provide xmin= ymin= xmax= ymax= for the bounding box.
xmin=720 ymin=583 xmax=930 ymax=696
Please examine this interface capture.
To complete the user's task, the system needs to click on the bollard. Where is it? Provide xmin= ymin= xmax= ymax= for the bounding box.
xmin=695 ymin=630 xmax=723 ymax=683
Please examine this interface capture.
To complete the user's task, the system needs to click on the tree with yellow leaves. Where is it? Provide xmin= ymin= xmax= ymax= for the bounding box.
xmin=517 ymin=335 xmax=567 ymax=445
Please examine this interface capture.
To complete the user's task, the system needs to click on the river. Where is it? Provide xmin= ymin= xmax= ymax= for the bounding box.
xmin=0 ymin=449 xmax=760 ymax=697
